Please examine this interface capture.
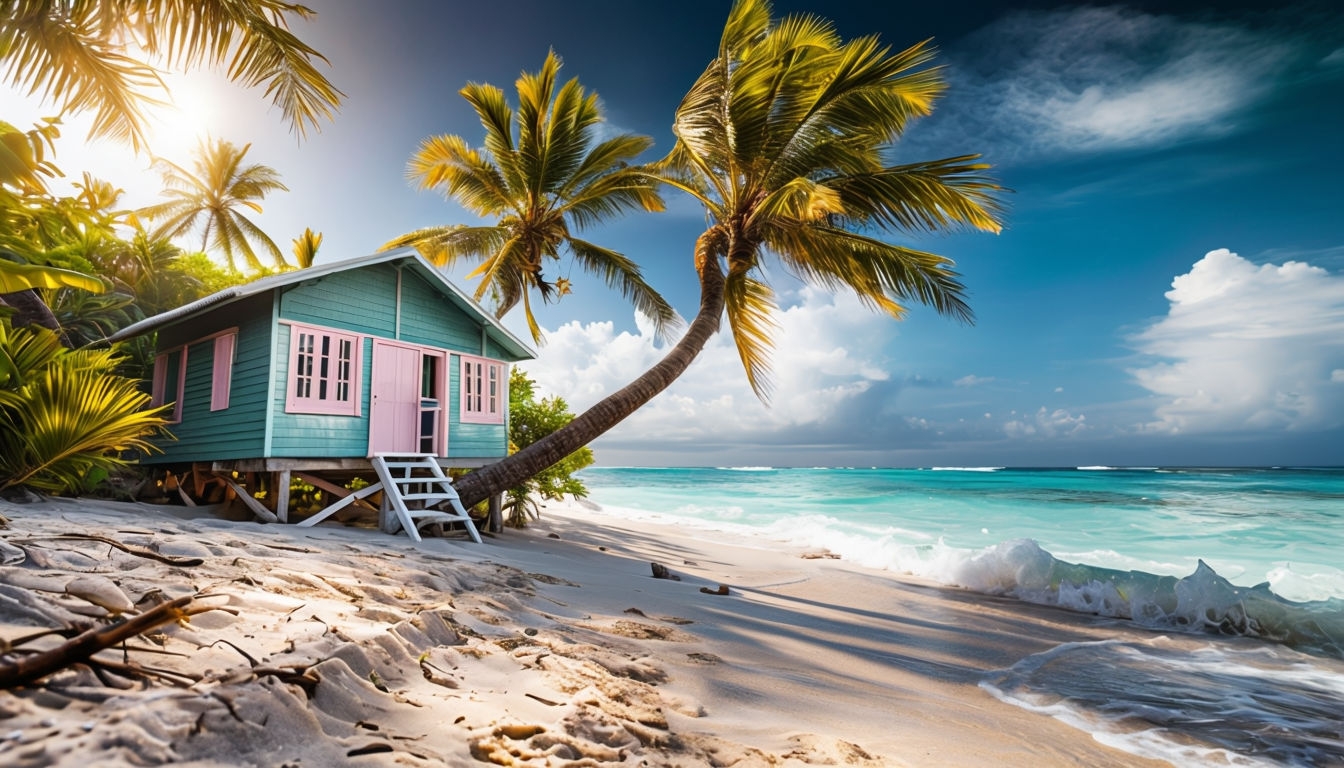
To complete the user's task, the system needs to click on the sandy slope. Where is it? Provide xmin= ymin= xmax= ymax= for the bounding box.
xmin=0 ymin=496 xmax=1166 ymax=766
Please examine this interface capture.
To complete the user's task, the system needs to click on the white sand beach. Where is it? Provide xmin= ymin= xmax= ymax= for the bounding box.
xmin=0 ymin=495 xmax=1171 ymax=767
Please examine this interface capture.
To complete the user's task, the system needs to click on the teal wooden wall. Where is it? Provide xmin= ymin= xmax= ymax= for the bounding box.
xmin=141 ymin=293 xmax=272 ymax=464
xmin=278 ymin=264 xmax=483 ymax=350
xmin=484 ymin=337 xmax=512 ymax=360
xmin=398 ymin=270 xmax=486 ymax=352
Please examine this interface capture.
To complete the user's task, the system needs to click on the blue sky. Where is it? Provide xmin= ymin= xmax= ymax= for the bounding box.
xmin=5 ymin=0 xmax=1343 ymax=467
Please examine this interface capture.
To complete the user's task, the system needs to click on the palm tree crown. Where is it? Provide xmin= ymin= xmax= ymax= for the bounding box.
xmin=0 ymin=0 xmax=343 ymax=152
xmin=138 ymin=138 xmax=288 ymax=273
xmin=382 ymin=50 xmax=675 ymax=344
xmin=655 ymin=0 xmax=1004 ymax=397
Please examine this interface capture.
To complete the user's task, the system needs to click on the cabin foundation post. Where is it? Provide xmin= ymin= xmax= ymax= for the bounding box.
xmin=378 ymin=493 xmax=396 ymax=534
xmin=487 ymin=493 xmax=503 ymax=533
xmin=274 ymin=470 xmax=291 ymax=523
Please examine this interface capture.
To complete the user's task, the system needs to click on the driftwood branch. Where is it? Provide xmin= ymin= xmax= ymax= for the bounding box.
xmin=13 ymin=534 xmax=205 ymax=566
xmin=0 ymin=594 xmax=195 ymax=689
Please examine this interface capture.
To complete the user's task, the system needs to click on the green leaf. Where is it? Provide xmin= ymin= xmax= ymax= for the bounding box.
xmin=0 ymin=261 xmax=106 ymax=293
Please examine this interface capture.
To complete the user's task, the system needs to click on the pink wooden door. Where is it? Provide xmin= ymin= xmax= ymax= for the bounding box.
xmin=368 ymin=341 xmax=420 ymax=455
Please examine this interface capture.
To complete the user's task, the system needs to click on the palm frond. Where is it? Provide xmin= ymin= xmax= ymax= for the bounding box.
xmin=750 ymin=177 xmax=843 ymax=226
xmin=567 ymin=238 xmax=679 ymax=340
xmin=0 ymin=323 xmax=63 ymax=388
xmin=0 ymin=348 xmax=169 ymax=493
xmin=562 ymin=133 xmax=655 ymax=196
xmin=459 ymin=82 xmax=523 ymax=195
xmin=232 ymin=211 xmax=285 ymax=268
xmin=380 ymin=224 xmax=508 ymax=268
xmin=769 ymin=223 xmax=972 ymax=322
xmin=222 ymin=9 xmax=343 ymax=139
xmin=564 ymin=171 xmax=663 ymax=230
xmin=726 ymin=10 xmax=839 ymax=171
xmin=514 ymin=51 xmax=560 ymax=197
xmin=407 ymin=134 xmax=513 ymax=216
xmin=828 ymin=156 xmax=1005 ymax=234
xmin=290 ymin=226 xmax=321 ymax=268
xmin=465 ymin=234 xmax=530 ymax=303
xmin=1 ymin=4 xmax=165 ymax=152
xmin=518 ymin=284 xmax=543 ymax=345
xmin=0 ymin=260 xmax=106 ymax=294
xmin=539 ymin=76 xmax=600 ymax=194
xmin=723 ymin=270 xmax=778 ymax=400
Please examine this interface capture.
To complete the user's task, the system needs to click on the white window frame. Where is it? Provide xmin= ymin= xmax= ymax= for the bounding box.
xmin=459 ymin=354 xmax=505 ymax=425
xmin=284 ymin=322 xmax=363 ymax=416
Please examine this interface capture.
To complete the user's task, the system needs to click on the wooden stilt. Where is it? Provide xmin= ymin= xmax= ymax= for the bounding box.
xmin=275 ymin=470 xmax=291 ymax=523
xmin=488 ymin=493 xmax=503 ymax=533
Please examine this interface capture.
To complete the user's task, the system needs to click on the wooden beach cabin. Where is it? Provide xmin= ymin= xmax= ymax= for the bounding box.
xmin=107 ymin=248 xmax=534 ymax=525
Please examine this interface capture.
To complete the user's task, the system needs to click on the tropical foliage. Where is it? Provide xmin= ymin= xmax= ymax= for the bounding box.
xmin=0 ymin=0 xmax=343 ymax=152
xmin=0 ymin=323 xmax=169 ymax=495
xmin=382 ymin=51 xmax=675 ymax=344
xmin=138 ymin=138 xmax=290 ymax=273
xmin=450 ymin=0 xmax=1004 ymax=508
xmin=502 ymin=369 xmax=592 ymax=527
xmin=290 ymin=227 xmax=323 ymax=269
xmin=0 ymin=0 xmax=337 ymax=498
xmin=0 ymin=120 xmax=108 ymax=329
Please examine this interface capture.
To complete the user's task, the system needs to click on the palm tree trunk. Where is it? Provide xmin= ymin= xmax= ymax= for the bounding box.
xmin=452 ymin=242 xmax=726 ymax=509
xmin=0 ymin=289 xmax=61 ymax=333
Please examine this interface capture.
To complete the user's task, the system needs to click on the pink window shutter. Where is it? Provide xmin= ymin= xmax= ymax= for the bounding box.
xmin=150 ymin=353 xmax=168 ymax=407
xmin=211 ymin=332 xmax=236 ymax=411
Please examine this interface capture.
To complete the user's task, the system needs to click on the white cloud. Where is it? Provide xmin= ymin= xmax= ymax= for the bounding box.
xmin=929 ymin=6 xmax=1303 ymax=160
xmin=1333 ymin=370 xmax=1344 ymax=383
xmin=1129 ymin=249 xmax=1344 ymax=433
xmin=1003 ymin=406 xmax=1088 ymax=438
xmin=519 ymin=286 xmax=901 ymax=446
xmin=954 ymin=374 xmax=994 ymax=387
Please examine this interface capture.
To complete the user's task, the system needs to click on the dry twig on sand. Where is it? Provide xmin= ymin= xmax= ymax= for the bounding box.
xmin=0 ymin=594 xmax=198 ymax=689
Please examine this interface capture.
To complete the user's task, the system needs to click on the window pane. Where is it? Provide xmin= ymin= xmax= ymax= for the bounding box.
xmin=488 ymin=365 xmax=498 ymax=413
xmin=337 ymin=339 xmax=352 ymax=401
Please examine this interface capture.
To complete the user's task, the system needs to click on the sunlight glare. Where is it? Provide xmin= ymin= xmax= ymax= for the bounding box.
xmin=146 ymin=72 xmax=220 ymax=165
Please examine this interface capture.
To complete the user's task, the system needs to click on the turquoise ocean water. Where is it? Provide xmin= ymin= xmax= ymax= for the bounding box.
xmin=577 ymin=466 xmax=1344 ymax=767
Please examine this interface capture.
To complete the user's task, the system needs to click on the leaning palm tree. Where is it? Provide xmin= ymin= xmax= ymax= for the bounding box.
xmin=138 ymin=138 xmax=288 ymax=273
xmin=0 ymin=0 xmax=342 ymax=153
xmin=449 ymin=0 xmax=1004 ymax=508
xmin=382 ymin=50 xmax=675 ymax=344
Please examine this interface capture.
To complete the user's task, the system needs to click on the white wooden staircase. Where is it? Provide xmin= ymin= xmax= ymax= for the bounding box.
xmin=297 ymin=453 xmax=482 ymax=543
